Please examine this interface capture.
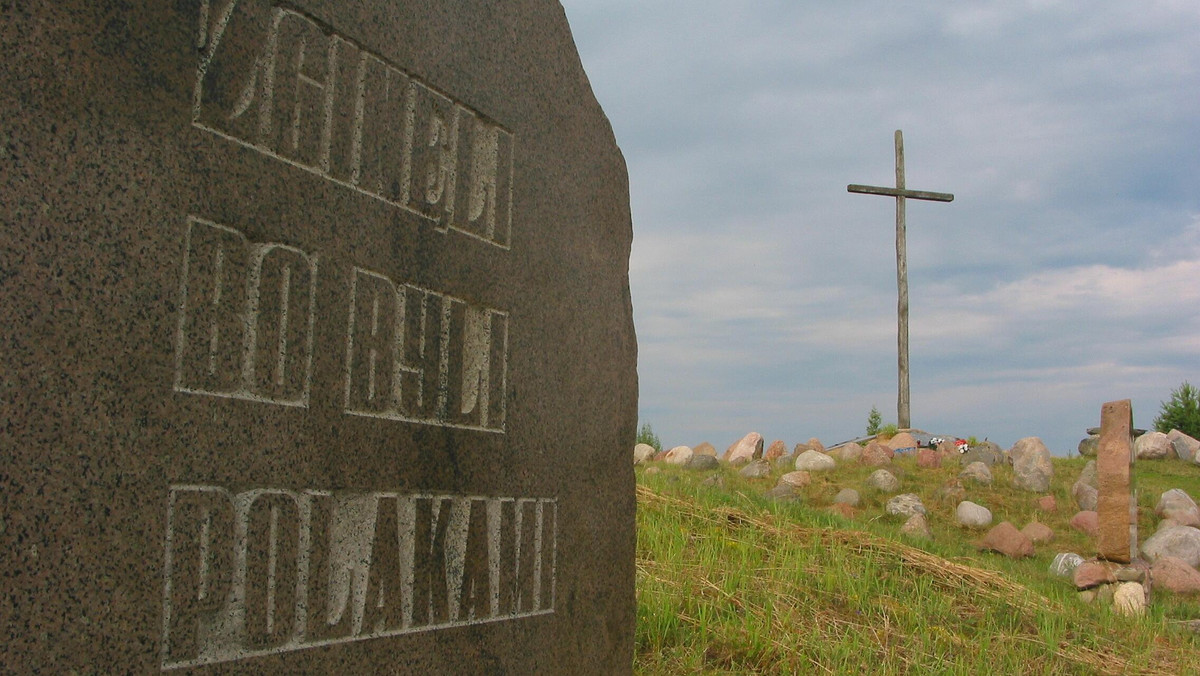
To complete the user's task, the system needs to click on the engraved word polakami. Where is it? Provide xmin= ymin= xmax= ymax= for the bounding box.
xmin=194 ymin=0 xmax=514 ymax=249
xmin=161 ymin=487 xmax=556 ymax=669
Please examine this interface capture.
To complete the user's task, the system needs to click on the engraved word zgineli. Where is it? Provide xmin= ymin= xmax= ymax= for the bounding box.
xmin=194 ymin=0 xmax=514 ymax=248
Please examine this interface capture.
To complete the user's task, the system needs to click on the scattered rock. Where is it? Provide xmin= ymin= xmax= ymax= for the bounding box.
xmin=1070 ymin=511 xmax=1099 ymax=537
xmin=725 ymin=432 xmax=764 ymax=464
xmin=935 ymin=480 xmax=967 ymax=505
xmin=1140 ymin=526 xmax=1200 ymax=567
xmin=1078 ymin=435 xmax=1099 ymax=457
xmin=1072 ymin=480 xmax=1098 ymax=512
xmin=1078 ymin=459 xmax=1097 ymax=488
xmin=778 ymin=471 xmax=811 ymax=489
xmin=1136 ymin=431 xmax=1176 ymax=460
xmin=633 ymin=443 xmax=656 ymax=465
xmin=1113 ymin=582 xmax=1147 ymax=616
xmin=900 ymin=513 xmax=932 ymax=539
xmin=738 ymin=459 xmax=772 ymax=479
xmin=1155 ymin=489 xmax=1200 ymax=527
xmin=886 ymin=493 xmax=926 ymax=518
xmin=663 ymin=445 xmax=694 ymax=465
xmin=959 ymin=461 xmax=993 ymax=486
xmin=1160 ymin=518 xmax=1185 ymax=532
xmin=833 ymin=488 xmax=861 ymax=507
xmin=860 ymin=442 xmax=893 ymax=467
xmin=980 ymin=521 xmax=1034 ymax=558
xmin=1087 ymin=426 xmax=1147 ymax=436
xmin=1022 ymin=521 xmax=1054 ymax=544
xmin=644 ymin=466 xmax=661 ymax=476
xmin=828 ymin=503 xmax=857 ymax=519
xmin=806 ymin=437 xmax=826 ymax=453
xmin=793 ymin=440 xmax=819 ymax=454
xmin=935 ymin=439 xmax=960 ymax=459
xmin=764 ymin=484 xmax=799 ymax=501
xmin=828 ymin=443 xmax=862 ymax=463
xmin=772 ymin=453 xmax=795 ymax=469
xmin=915 ymin=448 xmax=941 ymax=469
xmin=764 ymin=439 xmax=787 ymax=462
xmin=888 ymin=432 xmax=920 ymax=452
xmin=795 ymin=449 xmax=836 ymax=472
xmin=960 ymin=441 xmax=1003 ymax=467
xmin=1010 ymin=437 xmax=1053 ymax=492
xmin=1167 ymin=429 xmax=1200 ymax=463
xmin=1114 ymin=562 xmax=1148 ymax=583
xmin=1074 ymin=560 xmax=1119 ymax=589
xmin=699 ymin=473 xmax=723 ymax=487
xmin=956 ymin=501 xmax=993 ymax=529
xmin=685 ymin=454 xmax=720 ymax=471
xmin=693 ymin=442 xmax=718 ymax=456
xmin=1151 ymin=556 xmax=1200 ymax=595
xmin=1035 ymin=495 xmax=1058 ymax=513
xmin=866 ymin=469 xmax=900 ymax=492
xmin=1049 ymin=552 xmax=1084 ymax=578
xmin=1092 ymin=584 xmax=1117 ymax=605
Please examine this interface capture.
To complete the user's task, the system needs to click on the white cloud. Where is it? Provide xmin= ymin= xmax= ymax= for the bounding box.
xmin=562 ymin=0 xmax=1200 ymax=453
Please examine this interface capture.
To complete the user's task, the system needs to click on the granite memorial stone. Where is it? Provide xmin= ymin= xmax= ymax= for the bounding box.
xmin=1 ymin=1 xmax=636 ymax=672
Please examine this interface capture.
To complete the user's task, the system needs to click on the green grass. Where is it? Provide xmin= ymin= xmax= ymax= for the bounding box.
xmin=634 ymin=455 xmax=1200 ymax=674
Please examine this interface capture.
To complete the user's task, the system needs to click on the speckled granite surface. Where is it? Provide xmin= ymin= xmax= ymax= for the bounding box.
xmin=0 ymin=1 xmax=636 ymax=672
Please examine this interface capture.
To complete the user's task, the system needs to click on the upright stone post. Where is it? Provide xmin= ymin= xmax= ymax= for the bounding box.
xmin=1096 ymin=400 xmax=1136 ymax=563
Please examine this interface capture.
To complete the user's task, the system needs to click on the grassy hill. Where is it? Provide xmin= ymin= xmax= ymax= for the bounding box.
xmin=634 ymin=453 xmax=1200 ymax=674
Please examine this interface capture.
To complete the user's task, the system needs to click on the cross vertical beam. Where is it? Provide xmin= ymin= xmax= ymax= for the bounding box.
xmin=895 ymin=130 xmax=909 ymax=433
xmin=848 ymin=130 xmax=953 ymax=430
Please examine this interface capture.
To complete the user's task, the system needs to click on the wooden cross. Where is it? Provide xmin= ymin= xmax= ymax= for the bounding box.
xmin=848 ymin=130 xmax=953 ymax=430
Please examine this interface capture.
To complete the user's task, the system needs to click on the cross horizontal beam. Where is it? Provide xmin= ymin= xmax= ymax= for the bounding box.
xmin=847 ymin=184 xmax=954 ymax=202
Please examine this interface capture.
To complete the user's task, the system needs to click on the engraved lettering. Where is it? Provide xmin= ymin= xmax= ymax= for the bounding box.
xmin=175 ymin=217 xmax=317 ymax=407
xmin=322 ymin=36 xmax=361 ymax=181
xmin=513 ymin=499 xmax=539 ymax=613
xmin=355 ymin=55 xmax=408 ymax=200
xmin=244 ymin=492 xmax=301 ymax=649
xmin=268 ymin=10 xmax=330 ymax=166
xmin=361 ymin=495 xmax=404 ymax=634
xmin=193 ymin=1 xmax=514 ymax=249
xmin=161 ymin=487 xmax=235 ymax=664
xmin=410 ymin=496 xmax=452 ymax=627
xmin=344 ymin=269 xmax=400 ymax=415
xmin=162 ymin=487 xmax=556 ymax=670
xmin=303 ymin=492 xmax=354 ymax=642
xmin=453 ymin=113 xmax=514 ymax=247
xmin=246 ymin=245 xmax=317 ymax=402
xmin=174 ymin=220 xmax=249 ymax=395
xmin=406 ymin=81 xmax=458 ymax=223
xmin=344 ymin=267 xmax=508 ymax=432
xmin=458 ymin=499 xmax=491 ymax=621
xmin=537 ymin=500 xmax=557 ymax=611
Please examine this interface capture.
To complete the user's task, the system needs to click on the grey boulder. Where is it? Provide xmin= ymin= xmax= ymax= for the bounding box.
xmin=1010 ymin=437 xmax=1053 ymax=493
xmin=794 ymin=449 xmax=836 ymax=472
xmin=1140 ymin=526 xmax=1200 ymax=567
xmin=886 ymin=493 xmax=927 ymax=518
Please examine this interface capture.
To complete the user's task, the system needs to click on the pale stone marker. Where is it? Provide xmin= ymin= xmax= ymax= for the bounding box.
xmin=1096 ymin=400 xmax=1137 ymax=563
xmin=1 ymin=1 xmax=636 ymax=672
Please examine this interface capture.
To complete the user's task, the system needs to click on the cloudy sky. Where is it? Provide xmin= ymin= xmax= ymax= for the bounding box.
xmin=558 ymin=0 xmax=1200 ymax=455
